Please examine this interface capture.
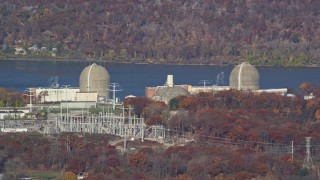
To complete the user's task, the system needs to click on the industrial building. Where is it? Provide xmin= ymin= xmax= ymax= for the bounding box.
xmin=0 ymin=108 xmax=29 ymax=119
xmin=146 ymin=62 xmax=288 ymax=103
xmin=145 ymin=75 xmax=230 ymax=104
xmin=30 ymin=63 xmax=110 ymax=104
xmin=149 ymin=75 xmax=191 ymax=104
xmin=27 ymin=62 xmax=288 ymax=107
xmin=34 ymin=87 xmax=80 ymax=103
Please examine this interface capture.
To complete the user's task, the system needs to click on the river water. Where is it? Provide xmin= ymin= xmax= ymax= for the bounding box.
xmin=0 ymin=60 xmax=319 ymax=99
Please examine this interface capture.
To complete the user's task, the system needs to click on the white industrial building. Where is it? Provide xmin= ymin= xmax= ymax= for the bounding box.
xmin=34 ymin=87 xmax=80 ymax=102
xmin=32 ymin=87 xmax=99 ymax=103
xmin=29 ymin=63 xmax=110 ymax=105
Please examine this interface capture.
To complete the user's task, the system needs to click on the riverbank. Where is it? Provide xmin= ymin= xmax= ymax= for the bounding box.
xmin=0 ymin=56 xmax=318 ymax=68
xmin=0 ymin=56 xmax=233 ymax=66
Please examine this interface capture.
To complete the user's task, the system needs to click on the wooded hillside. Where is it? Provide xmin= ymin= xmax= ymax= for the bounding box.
xmin=1 ymin=0 xmax=320 ymax=66
xmin=3 ymin=85 xmax=320 ymax=179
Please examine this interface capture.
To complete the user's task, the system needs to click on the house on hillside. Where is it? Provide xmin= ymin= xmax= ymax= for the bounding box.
xmin=28 ymin=44 xmax=38 ymax=51
xmin=14 ymin=47 xmax=27 ymax=55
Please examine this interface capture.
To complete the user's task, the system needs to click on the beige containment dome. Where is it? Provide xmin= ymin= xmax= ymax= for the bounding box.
xmin=229 ymin=62 xmax=260 ymax=90
xmin=79 ymin=63 xmax=110 ymax=99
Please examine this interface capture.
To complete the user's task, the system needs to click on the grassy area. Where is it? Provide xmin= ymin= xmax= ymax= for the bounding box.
xmin=26 ymin=171 xmax=62 ymax=180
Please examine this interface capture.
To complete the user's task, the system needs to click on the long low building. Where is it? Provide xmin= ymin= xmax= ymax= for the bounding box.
xmin=0 ymin=107 xmax=30 ymax=119
xmin=31 ymin=88 xmax=99 ymax=103
xmin=33 ymin=87 xmax=80 ymax=102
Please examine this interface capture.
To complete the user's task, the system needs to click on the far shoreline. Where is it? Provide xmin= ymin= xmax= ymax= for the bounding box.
xmin=0 ymin=56 xmax=318 ymax=68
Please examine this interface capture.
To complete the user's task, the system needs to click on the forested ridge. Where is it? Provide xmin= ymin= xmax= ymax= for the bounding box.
xmin=0 ymin=0 xmax=320 ymax=66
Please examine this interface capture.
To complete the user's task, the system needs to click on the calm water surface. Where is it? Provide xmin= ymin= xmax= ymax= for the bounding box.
xmin=0 ymin=60 xmax=319 ymax=99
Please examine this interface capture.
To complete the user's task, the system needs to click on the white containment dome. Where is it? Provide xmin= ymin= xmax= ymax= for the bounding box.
xmin=79 ymin=63 xmax=110 ymax=99
xmin=229 ymin=62 xmax=260 ymax=90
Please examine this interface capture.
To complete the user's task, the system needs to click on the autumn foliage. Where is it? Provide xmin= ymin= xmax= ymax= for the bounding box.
xmin=0 ymin=1 xmax=320 ymax=66
xmin=2 ymin=83 xmax=320 ymax=179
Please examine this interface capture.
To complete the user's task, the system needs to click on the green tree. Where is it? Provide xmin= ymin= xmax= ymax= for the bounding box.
xmin=169 ymin=97 xmax=179 ymax=110
xmin=297 ymin=168 xmax=308 ymax=176
xmin=291 ymin=33 xmax=300 ymax=43
xmin=119 ymin=48 xmax=127 ymax=59
xmin=107 ymin=49 xmax=116 ymax=61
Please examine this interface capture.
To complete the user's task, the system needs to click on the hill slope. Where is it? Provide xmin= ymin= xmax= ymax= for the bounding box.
xmin=0 ymin=0 xmax=320 ymax=66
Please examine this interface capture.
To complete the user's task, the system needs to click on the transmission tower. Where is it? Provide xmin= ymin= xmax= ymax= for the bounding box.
xmin=303 ymin=137 xmax=314 ymax=169
xmin=109 ymin=83 xmax=122 ymax=110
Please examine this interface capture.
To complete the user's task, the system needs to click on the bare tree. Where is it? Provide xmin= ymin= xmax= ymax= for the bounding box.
xmin=5 ymin=158 xmax=25 ymax=180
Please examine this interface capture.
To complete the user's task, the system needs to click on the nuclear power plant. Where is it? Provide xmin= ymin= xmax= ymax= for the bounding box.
xmin=30 ymin=63 xmax=111 ymax=107
xmin=146 ymin=62 xmax=287 ymax=104
xmin=0 ymin=62 xmax=289 ymax=137
xmin=27 ymin=61 xmax=288 ymax=107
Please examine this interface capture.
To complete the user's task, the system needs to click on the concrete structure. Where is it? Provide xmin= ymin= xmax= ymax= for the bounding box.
xmin=145 ymin=87 xmax=157 ymax=98
xmin=76 ymin=92 xmax=98 ymax=102
xmin=188 ymin=85 xmax=230 ymax=94
xmin=1 ymin=128 xmax=28 ymax=132
xmin=145 ymin=75 xmax=230 ymax=100
xmin=146 ymin=75 xmax=231 ymax=103
xmin=256 ymin=88 xmax=288 ymax=95
xmin=146 ymin=71 xmax=287 ymax=102
xmin=34 ymin=87 xmax=80 ymax=103
xmin=31 ymin=63 xmax=110 ymax=104
xmin=60 ymin=101 xmax=96 ymax=109
xmin=79 ymin=63 xmax=110 ymax=99
xmin=166 ymin=75 xmax=174 ymax=87
xmin=154 ymin=86 xmax=190 ymax=104
xmin=146 ymin=75 xmax=191 ymax=104
xmin=229 ymin=62 xmax=260 ymax=90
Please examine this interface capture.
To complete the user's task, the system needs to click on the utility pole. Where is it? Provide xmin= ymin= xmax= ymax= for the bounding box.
xmin=62 ymin=85 xmax=70 ymax=102
xmin=24 ymin=89 xmax=34 ymax=113
xmin=303 ymin=137 xmax=314 ymax=170
xmin=109 ymin=83 xmax=122 ymax=110
xmin=199 ymin=80 xmax=210 ymax=88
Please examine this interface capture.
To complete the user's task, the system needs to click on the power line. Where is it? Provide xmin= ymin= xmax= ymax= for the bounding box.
xmin=166 ymin=128 xmax=290 ymax=147
xmin=109 ymin=83 xmax=122 ymax=110
xmin=166 ymin=128 xmax=320 ymax=150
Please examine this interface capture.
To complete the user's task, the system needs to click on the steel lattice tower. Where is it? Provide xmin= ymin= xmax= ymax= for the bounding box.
xmin=303 ymin=137 xmax=314 ymax=169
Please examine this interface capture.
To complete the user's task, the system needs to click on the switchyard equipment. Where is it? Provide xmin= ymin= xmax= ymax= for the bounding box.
xmin=44 ymin=111 xmax=166 ymax=142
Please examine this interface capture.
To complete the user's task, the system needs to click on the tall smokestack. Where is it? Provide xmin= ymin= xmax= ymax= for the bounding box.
xmin=166 ymin=75 xmax=174 ymax=87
